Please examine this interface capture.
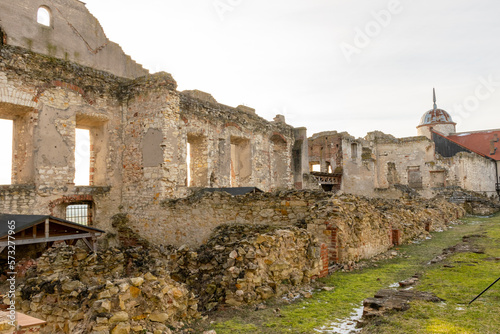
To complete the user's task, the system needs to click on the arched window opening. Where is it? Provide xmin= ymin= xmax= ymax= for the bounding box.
xmin=37 ymin=6 xmax=51 ymax=27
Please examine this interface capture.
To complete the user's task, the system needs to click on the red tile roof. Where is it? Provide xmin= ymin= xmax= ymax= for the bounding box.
xmin=446 ymin=129 xmax=500 ymax=161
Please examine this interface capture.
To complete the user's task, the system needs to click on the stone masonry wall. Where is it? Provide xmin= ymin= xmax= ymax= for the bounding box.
xmin=1 ymin=44 xmax=300 ymax=237
xmin=128 ymin=190 xmax=465 ymax=265
xmin=0 ymin=45 xmax=126 ymax=232
xmin=339 ymin=132 xmax=498 ymax=200
xmin=434 ymin=151 xmax=498 ymax=196
xmin=179 ymin=91 xmax=295 ymax=191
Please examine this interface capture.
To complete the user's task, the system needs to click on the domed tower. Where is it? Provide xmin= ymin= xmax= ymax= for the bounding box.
xmin=417 ymin=89 xmax=456 ymax=139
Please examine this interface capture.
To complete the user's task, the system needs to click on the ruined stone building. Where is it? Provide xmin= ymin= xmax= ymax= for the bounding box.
xmin=306 ymin=91 xmax=500 ymax=199
xmin=0 ymin=0 xmax=497 ymax=251
xmin=0 ymin=0 xmax=309 ymax=240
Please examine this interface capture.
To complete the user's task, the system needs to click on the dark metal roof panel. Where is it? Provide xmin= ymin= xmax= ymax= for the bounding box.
xmin=201 ymin=187 xmax=264 ymax=196
xmin=446 ymin=130 xmax=500 ymax=161
xmin=0 ymin=214 xmax=105 ymax=239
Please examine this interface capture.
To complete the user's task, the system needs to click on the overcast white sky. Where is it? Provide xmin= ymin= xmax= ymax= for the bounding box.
xmin=82 ymin=0 xmax=500 ymax=138
xmin=1 ymin=0 xmax=500 ymax=183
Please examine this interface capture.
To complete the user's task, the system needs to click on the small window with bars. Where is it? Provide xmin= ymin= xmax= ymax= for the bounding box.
xmin=65 ymin=203 xmax=92 ymax=225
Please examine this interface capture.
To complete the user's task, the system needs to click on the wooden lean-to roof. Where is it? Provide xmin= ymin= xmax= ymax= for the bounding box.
xmin=0 ymin=214 xmax=104 ymax=252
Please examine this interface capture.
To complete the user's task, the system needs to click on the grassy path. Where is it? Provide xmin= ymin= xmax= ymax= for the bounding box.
xmin=192 ymin=214 xmax=500 ymax=334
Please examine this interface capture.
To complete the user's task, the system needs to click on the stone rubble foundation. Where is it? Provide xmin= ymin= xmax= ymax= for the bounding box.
xmin=1 ymin=193 xmax=471 ymax=333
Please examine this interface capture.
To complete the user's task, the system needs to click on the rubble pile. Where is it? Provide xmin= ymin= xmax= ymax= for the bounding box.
xmin=12 ymin=245 xmax=199 ymax=334
xmin=170 ymin=224 xmax=321 ymax=311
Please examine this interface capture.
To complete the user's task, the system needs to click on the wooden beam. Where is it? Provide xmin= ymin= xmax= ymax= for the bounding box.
xmin=7 ymin=232 xmax=102 ymax=241
xmin=92 ymin=233 xmax=97 ymax=252
xmin=82 ymin=238 xmax=92 ymax=251
xmin=45 ymin=218 xmax=49 ymax=239
xmin=44 ymin=219 xmax=104 ymax=233
xmin=33 ymin=226 xmax=37 ymax=238
xmin=0 ymin=233 xmax=96 ymax=247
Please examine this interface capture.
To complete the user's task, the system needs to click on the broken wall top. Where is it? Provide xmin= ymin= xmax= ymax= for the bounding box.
xmin=179 ymin=90 xmax=296 ymax=139
xmin=0 ymin=0 xmax=148 ymax=79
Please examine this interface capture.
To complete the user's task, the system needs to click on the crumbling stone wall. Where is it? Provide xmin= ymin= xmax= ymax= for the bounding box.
xmin=4 ymin=193 xmax=465 ymax=333
xmin=0 ymin=185 xmax=36 ymax=214
xmin=129 ymin=190 xmax=464 ymax=265
xmin=0 ymin=44 xmax=300 ymax=234
xmin=0 ymin=45 xmax=125 ymax=231
xmin=179 ymin=91 xmax=295 ymax=190
xmin=308 ymin=131 xmax=343 ymax=173
xmin=310 ymin=130 xmax=499 ymax=200
xmin=434 ymin=151 xmax=498 ymax=196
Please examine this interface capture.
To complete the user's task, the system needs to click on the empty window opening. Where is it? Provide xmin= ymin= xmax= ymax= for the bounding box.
xmin=310 ymin=163 xmax=320 ymax=172
xmin=37 ymin=7 xmax=51 ymax=27
xmin=326 ymin=162 xmax=333 ymax=174
xmin=0 ymin=119 xmax=13 ymax=184
xmin=66 ymin=203 xmax=92 ymax=225
xmin=75 ymin=115 xmax=108 ymax=186
xmin=75 ymin=128 xmax=90 ymax=186
xmin=351 ymin=143 xmax=358 ymax=160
